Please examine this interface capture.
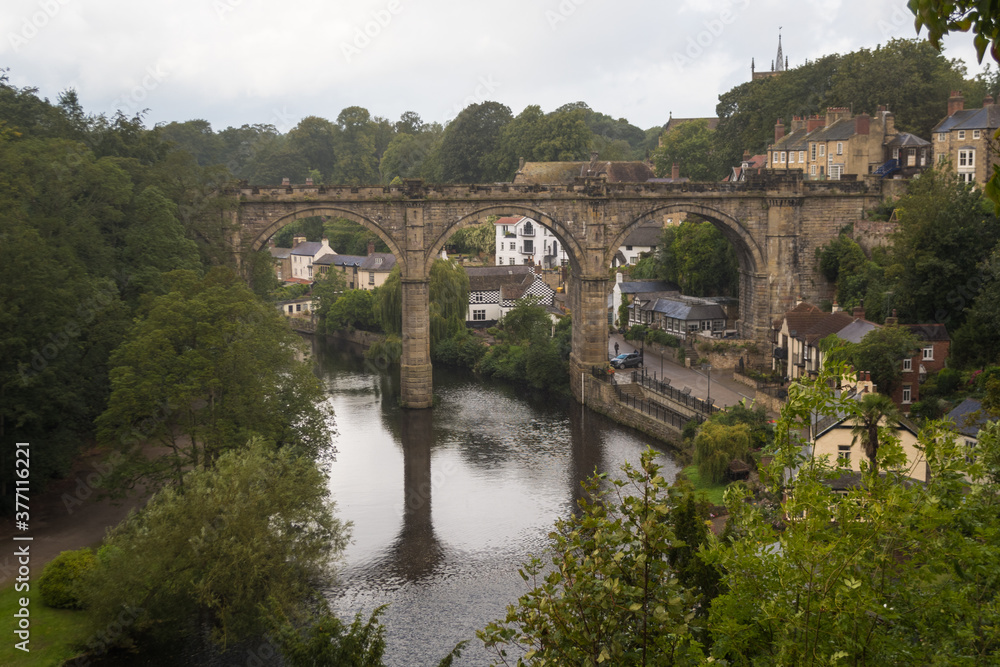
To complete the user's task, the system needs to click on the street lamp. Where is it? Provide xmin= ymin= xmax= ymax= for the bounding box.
xmin=702 ymin=363 xmax=712 ymax=405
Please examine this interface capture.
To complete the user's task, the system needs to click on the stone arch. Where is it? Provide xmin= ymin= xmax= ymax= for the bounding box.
xmin=247 ymin=206 xmax=405 ymax=272
xmin=610 ymin=203 xmax=764 ymax=274
xmin=425 ymin=204 xmax=585 ymax=275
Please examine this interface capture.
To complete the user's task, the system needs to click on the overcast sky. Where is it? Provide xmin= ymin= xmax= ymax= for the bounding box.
xmin=1 ymin=0 xmax=990 ymax=133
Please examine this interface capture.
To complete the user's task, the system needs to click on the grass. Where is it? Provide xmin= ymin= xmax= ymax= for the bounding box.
xmin=0 ymin=582 xmax=91 ymax=666
xmin=678 ymin=464 xmax=729 ymax=505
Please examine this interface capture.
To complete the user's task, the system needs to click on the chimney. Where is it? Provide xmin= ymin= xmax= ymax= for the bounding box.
xmin=590 ymin=151 xmax=599 ymax=164
xmin=852 ymin=299 xmax=865 ymax=320
xmin=367 ymin=239 xmax=375 ymax=256
xmin=321 ymin=236 xmax=330 ymax=250
xmin=616 ymin=271 xmax=624 ymax=284
xmin=671 ymin=163 xmax=680 ymax=180
xmin=774 ymin=118 xmax=785 ymax=142
xmin=883 ymin=112 xmax=895 ymax=135
xmin=948 ymin=90 xmax=965 ymax=116
xmin=791 ymin=116 xmax=807 ymax=132
xmin=268 ymin=238 xmax=275 ymax=248
xmin=293 ymin=236 xmax=306 ymax=246
xmin=885 ymin=308 xmax=898 ymax=325
xmin=742 ymin=150 xmax=751 ymax=163
xmin=825 ymin=107 xmax=851 ymax=125
xmin=806 ymin=115 xmax=826 ymax=133
xmin=831 ymin=301 xmax=840 ymax=313
xmin=854 ymin=113 xmax=870 ymax=135
xmin=518 ymin=156 xmax=525 ymax=171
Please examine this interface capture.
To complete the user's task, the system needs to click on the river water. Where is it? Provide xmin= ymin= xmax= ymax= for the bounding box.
xmin=311 ymin=336 xmax=681 ymax=666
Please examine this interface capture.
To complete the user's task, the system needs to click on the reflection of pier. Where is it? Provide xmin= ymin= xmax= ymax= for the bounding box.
xmin=567 ymin=405 xmax=604 ymax=511
xmin=383 ymin=408 xmax=444 ymax=581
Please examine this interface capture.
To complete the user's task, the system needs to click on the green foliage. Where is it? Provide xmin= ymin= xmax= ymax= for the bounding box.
xmin=376 ymin=266 xmax=402 ymax=337
xmin=705 ymin=401 xmax=774 ymax=451
xmin=437 ymin=102 xmax=513 ymax=183
xmin=38 ymin=548 xmax=96 ymax=609
xmin=815 ymin=232 xmax=888 ymax=318
xmin=81 ymin=437 xmax=347 ymax=649
xmin=652 ymin=119 xmax=724 ymax=181
xmin=273 ymin=606 xmax=387 ymax=667
xmin=432 ymin=330 xmax=487 ymax=368
xmin=824 ymin=324 xmax=920 ymax=396
xmin=96 ymin=268 xmax=333 ymax=491
xmin=479 ymin=449 xmax=705 ymax=665
xmin=447 ymin=219 xmax=497 ymax=258
xmin=694 ymin=422 xmax=752 ymax=485
xmin=617 ymin=294 xmax=631 ymax=329
xmin=429 ymin=259 xmax=470 ymax=349
xmin=325 ymin=288 xmax=378 ymax=332
xmin=499 ymin=297 xmax=551 ymax=344
xmin=487 ymin=105 xmax=593 ymax=180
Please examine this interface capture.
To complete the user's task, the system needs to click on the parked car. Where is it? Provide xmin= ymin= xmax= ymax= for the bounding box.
xmin=610 ymin=351 xmax=642 ymax=369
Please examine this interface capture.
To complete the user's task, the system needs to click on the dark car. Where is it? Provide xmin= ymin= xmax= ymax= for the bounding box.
xmin=610 ymin=351 xmax=642 ymax=369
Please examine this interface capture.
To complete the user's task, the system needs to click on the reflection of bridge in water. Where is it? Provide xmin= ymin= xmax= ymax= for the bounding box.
xmin=232 ymin=173 xmax=900 ymax=408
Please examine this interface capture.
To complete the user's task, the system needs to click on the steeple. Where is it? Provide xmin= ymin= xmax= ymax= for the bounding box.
xmin=775 ymin=28 xmax=784 ymax=72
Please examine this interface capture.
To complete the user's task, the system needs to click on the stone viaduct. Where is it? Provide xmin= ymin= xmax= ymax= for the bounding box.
xmin=230 ymin=173 xmax=900 ymax=409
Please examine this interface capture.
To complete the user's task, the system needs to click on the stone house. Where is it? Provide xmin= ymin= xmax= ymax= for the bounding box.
xmin=767 ymin=107 xmax=929 ymax=180
xmin=931 ymin=90 xmax=1000 ymax=185
xmin=466 ymin=265 xmax=555 ymax=325
xmin=267 ymin=242 xmax=292 ymax=282
xmin=630 ymin=293 xmax=728 ymax=335
xmin=610 ymin=274 xmax=680 ymax=328
xmin=289 ymin=236 xmax=334 ymax=282
xmin=314 ymin=253 xmax=365 ymax=289
xmin=313 ymin=241 xmax=396 ymax=291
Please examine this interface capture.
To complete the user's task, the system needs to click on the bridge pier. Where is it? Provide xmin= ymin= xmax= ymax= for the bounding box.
xmin=569 ymin=273 xmax=609 ymax=404
xmin=401 ymin=279 xmax=433 ymax=408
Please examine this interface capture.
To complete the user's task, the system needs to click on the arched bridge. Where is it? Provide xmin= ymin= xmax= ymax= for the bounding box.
xmin=230 ymin=173 xmax=898 ymax=408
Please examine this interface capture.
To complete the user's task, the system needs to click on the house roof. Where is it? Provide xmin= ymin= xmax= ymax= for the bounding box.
xmin=501 ymin=273 xmax=552 ymax=301
xmin=813 ymin=392 xmax=920 ymax=439
xmin=886 ymin=132 xmax=931 ymax=148
xmin=771 ymin=128 xmax=810 ymax=152
xmin=809 ymin=118 xmax=858 ymax=142
xmin=623 ymin=222 xmax=662 ymax=247
xmin=290 ymin=241 xmax=326 ymax=256
xmin=946 ymin=398 xmax=989 ymax=438
xmin=619 ymin=280 xmax=680 ymax=295
xmin=800 ymin=311 xmax=856 ymax=345
xmin=493 ymin=216 xmax=526 ymax=227
xmin=647 ymin=295 xmax=727 ymax=321
xmin=775 ymin=301 xmax=824 ymax=333
xmin=934 ymin=105 xmax=1000 ymax=133
xmin=903 ymin=323 xmax=950 ymax=342
xmin=315 ymin=253 xmax=365 ymax=267
xmin=835 ymin=318 xmax=880 ymax=344
xmin=467 ymin=265 xmax=534 ymax=292
xmin=360 ymin=253 xmax=396 ymax=271
xmin=269 ymin=247 xmax=292 ymax=259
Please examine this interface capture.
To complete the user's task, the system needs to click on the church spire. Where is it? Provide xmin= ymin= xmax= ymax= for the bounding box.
xmin=775 ymin=28 xmax=784 ymax=72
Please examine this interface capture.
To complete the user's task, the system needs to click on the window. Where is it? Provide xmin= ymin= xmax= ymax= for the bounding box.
xmin=508 ymin=257 xmax=515 ymax=265
xmin=902 ymin=385 xmax=912 ymax=404
xmin=780 ymin=151 xmax=786 ymax=163
xmin=523 ymin=240 xmax=533 ymax=254
xmin=907 ymin=148 xmax=917 ymax=166
xmin=471 ymin=292 xmax=484 ymax=303
xmin=472 ymin=309 xmax=486 ymax=321
xmin=810 ymin=165 xmax=817 ymax=176
xmin=838 ymin=444 xmax=851 ymax=462
xmin=368 ymin=271 xmax=375 ymax=285
xmin=922 ymin=345 xmax=934 ymax=360
xmin=937 ymin=132 xmax=947 ymax=142
xmin=966 ymin=439 xmax=978 ymax=464
xmin=938 ymin=152 xmax=946 ymax=163
xmin=958 ymin=130 xmax=966 ymax=140
xmin=308 ymin=266 xmax=313 ymax=278
xmin=288 ymin=305 xmax=294 ymax=313
xmin=837 ymin=142 xmax=843 ymax=155
xmin=960 ymin=172 xmax=976 ymax=184
xmin=959 ymin=149 xmax=975 ymax=167
xmin=509 ymin=242 xmax=515 ymax=250
xmin=626 ymin=245 xmax=633 ymax=251
xmin=501 ymin=225 xmax=508 ymax=234
xmin=295 ymin=304 xmax=301 ymax=312
xmin=798 ymin=150 xmax=805 ymax=163
xmin=974 ymin=130 xmax=982 ymax=139
xmin=819 ymin=145 xmax=826 ymax=157
xmin=903 ymin=358 xmax=912 ymax=372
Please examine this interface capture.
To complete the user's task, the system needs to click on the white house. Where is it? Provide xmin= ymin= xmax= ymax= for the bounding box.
xmin=466 ymin=265 xmax=556 ymax=324
xmin=610 ymin=273 xmax=680 ymax=328
xmin=612 ymin=222 xmax=662 ymax=267
xmin=494 ymin=216 xmax=568 ymax=268
xmin=289 ymin=236 xmax=334 ymax=282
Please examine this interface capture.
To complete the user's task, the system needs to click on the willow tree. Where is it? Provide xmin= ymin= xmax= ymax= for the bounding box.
xmin=375 ymin=260 xmax=469 ymax=350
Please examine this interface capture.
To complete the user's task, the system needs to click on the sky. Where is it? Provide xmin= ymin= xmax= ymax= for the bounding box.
xmin=0 ymin=0 xmax=990 ymax=134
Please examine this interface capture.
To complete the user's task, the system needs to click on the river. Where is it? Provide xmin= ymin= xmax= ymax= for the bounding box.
xmin=311 ymin=336 xmax=681 ymax=666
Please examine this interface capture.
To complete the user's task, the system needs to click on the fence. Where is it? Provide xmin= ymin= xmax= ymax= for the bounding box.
xmin=612 ymin=382 xmax=698 ymax=430
xmin=631 ymin=370 xmax=720 ymax=417
xmin=591 ymin=366 xmax=615 ymax=383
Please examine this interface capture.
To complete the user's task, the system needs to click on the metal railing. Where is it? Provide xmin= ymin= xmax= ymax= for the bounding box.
xmin=631 ymin=370 xmax=720 ymax=417
xmin=612 ymin=382 xmax=698 ymax=430
xmin=591 ymin=366 xmax=615 ymax=383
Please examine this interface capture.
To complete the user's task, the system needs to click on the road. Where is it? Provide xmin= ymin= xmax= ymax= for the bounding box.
xmin=609 ymin=333 xmax=755 ymax=409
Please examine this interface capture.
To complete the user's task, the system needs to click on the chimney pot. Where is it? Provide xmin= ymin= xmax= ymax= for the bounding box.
xmin=671 ymin=163 xmax=680 ymax=180
xmin=367 ymin=239 xmax=375 ymax=256
xmin=948 ymin=90 xmax=965 ymax=116
xmin=305 ymin=177 xmax=314 ymax=186
xmin=774 ymin=118 xmax=785 ymax=142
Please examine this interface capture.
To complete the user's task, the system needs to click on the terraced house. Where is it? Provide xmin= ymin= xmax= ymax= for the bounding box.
xmin=932 ymin=90 xmax=1000 ymax=185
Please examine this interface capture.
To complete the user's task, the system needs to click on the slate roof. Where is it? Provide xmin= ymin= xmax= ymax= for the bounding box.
xmin=946 ymin=398 xmax=989 ymax=438
xmin=648 ymin=295 xmax=727 ymax=322
xmin=466 ymin=265 xmax=534 ymax=292
xmin=835 ymin=318 xmax=880 ymax=344
xmin=315 ymin=253 xmax=364 ymax=267
xmin=290 ymin=241 xmax=326 ymax=256
xmin=623 ymin=222 xmax=662 ymax=247
xmin=775 ymin=301 xmax=824 ymax=334
xmin=360 ymin=253 xmax=396 ymax=271
xmin=809 ymin=118 xmax=858 ymax=142
xmin=619 ymin=280 xmax=680 ymax=295
xmin=800 ymin=311 xmax=856 ymax=345
xmin=886 ymin=132 xmax=931 ymax=148
xmin=771 ymin=128 xmax=810 ymax=152
xmin=813 ymin=392 xmax=920 ymax=439
xmin=269 ymin=247 xmax=292 ymax=259
xmin=934 ymin=105 xmax=1000 ymax=132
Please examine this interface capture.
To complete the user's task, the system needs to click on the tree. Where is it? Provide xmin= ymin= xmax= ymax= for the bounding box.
xmin=823 ymin=325 xmax=919 ymax=397
xmin=332 ymin=106 xmax=379 ymax=185
xmin=437 ymin=102 xmax=512 ymax=183
xmin=288 ymin=116 xmax=338 ymax=182
xmin=325 ymin=289 xmax=379 ymax=333
xmin=850 ymin=392 xmax=901 ymax=477
xmin=499 ymin=297 xmax=550 ymax=344
xmin=951 ymin=247 xmax=1000 ymax=367
xmin=478 ymin=449 xmax=704 ymax=666
xmin=694 ymin=422 xmax=752 ymax=485
xmin=652 ymin=119 xmax=723 ymax=181
xmin=375 ymin=260 xmax=468 ymax=350
xmin=96 ymin=268 xmax=333 ymax=491
xmin=487 ymin=105 xmax=593 ymax=180
xmin=82 ymin=437 xmax=347 ymax=649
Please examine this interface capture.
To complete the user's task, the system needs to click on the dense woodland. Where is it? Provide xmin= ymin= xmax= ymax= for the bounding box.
xmin=4 ymin=30 xmax=1000 ymax=664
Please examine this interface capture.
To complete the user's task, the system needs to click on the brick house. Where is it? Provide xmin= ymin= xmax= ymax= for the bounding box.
xmin=895 ymin=321 xmax=951 ymax=409
xmin=931 ymin=90 xmax=1000 ymax=185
